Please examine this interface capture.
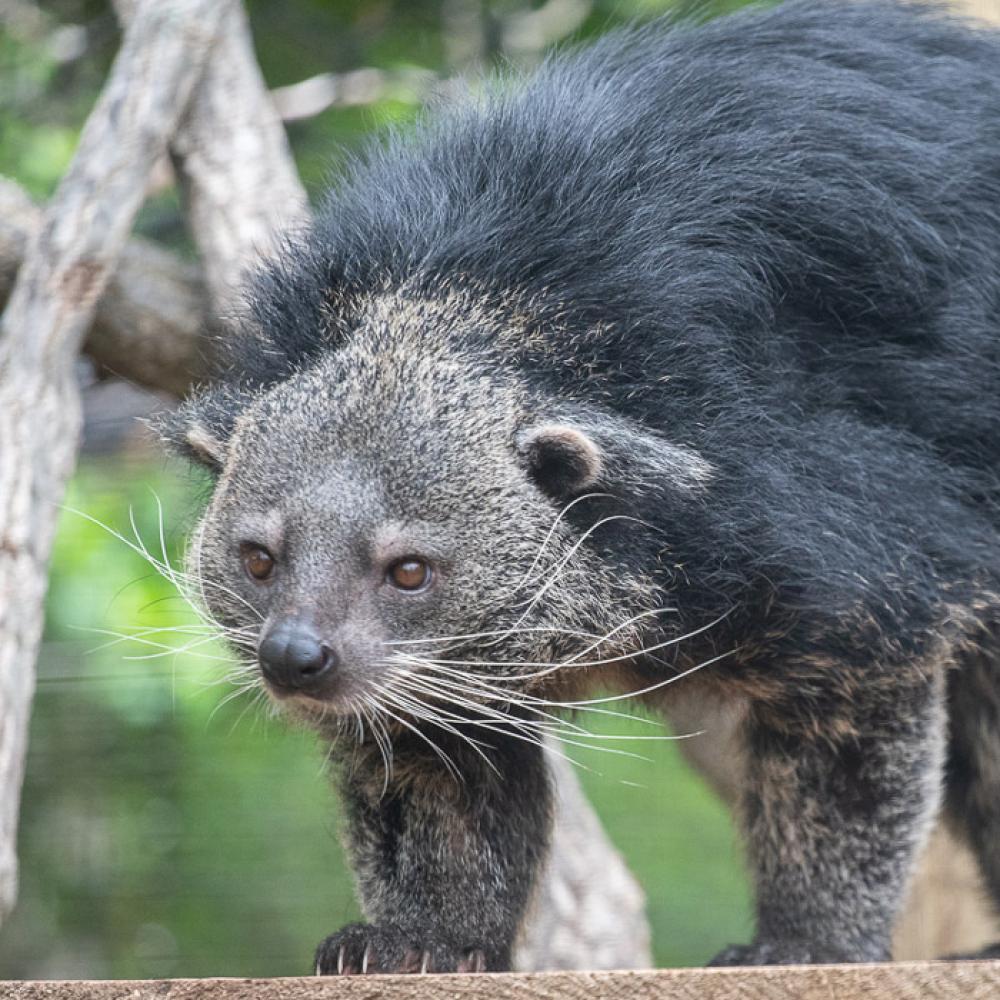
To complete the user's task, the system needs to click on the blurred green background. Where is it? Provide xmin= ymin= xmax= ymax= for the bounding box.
xmin=0 ymin=0 xmax=755 ymax=978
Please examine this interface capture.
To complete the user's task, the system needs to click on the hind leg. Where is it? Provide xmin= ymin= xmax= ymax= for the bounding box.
xmin=709 ymin=647 xmax=948 ymax=966
xmin=944 ymin=651 xmax=1000 ymax=952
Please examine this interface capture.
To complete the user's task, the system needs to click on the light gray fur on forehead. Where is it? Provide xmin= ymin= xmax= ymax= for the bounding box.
xmin=226 ymin=284 xmax=714 ymax=502
xmin=244 ymin=300 xmax=526 ymax=462
xmin=231 ymin=508 xmax=284 ymax=549
xmin=353 ymin=282 xmax=542 ymax=347
xmin=346 ymin=286 xmax=715 ymax=494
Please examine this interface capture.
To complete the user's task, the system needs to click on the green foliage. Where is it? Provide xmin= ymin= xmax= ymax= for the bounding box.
xmin=1 ymin=0 xmax=757 ymax=211
xmin=0 ymin=33 xmax=74 ymax=196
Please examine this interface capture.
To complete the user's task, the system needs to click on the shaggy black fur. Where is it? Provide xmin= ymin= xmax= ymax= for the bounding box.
xmin=164 ymin=0 xmax=1000 ymax=972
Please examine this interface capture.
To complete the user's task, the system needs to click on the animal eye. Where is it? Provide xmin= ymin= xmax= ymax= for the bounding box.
xmin=242 ymin=545 xmax=275 ymax=582
xmin=387 ymin=557 xmax=432 ymax=592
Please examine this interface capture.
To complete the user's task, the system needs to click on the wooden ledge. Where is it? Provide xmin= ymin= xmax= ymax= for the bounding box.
xmin=3 ymin=961 xmax=1000 ymax=1000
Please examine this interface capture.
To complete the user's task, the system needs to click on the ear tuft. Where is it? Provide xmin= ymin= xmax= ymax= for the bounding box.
xmin=178 ymin=421 xmax=228 ymax=470
xmin=150 ymin=383 xmax=253 ymax=473
xmin=517 ymin=423 xmax=604 ymax=498
xmin=517 ymin=408 xmax=715 ymax=500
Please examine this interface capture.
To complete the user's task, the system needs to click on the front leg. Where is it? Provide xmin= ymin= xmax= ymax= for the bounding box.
xmin=316 ymin=724 xmax=551 ymax=975
xmin=712 ymin=649 xmax=947 ymax=966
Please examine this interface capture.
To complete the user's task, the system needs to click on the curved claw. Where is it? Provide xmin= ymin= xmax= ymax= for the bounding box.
xmin=458 ymin=949 xmax=487 ymax=973
xmin=314 ymin=922 xmax=496 ymax=975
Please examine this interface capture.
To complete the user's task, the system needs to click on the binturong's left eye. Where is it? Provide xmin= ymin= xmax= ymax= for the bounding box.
xmin=386 ymin=557 xmax=433 ymax=592
xmin=242 ymin=544 xmax=276 ymax=582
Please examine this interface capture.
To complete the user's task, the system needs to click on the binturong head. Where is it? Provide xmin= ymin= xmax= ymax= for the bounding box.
xmin=158 ymin=285 xmax=716 ymax=735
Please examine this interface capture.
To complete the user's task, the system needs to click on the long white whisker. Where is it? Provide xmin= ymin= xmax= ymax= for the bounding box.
xmin=379 ymin=684 xmax=503 ymax=778
xmin=398 ymin=667 xmax=701 ymax=743
xmin=207 ymin=680 xmax=259 ymax=727
xmin=562 ymin=605 xmax=681 ymax=665
xmin=381 ymin=624 xmax=609 ymax=650
xmin=373 ymin=700 xmax=465 ymax=784
xmin=468 ymin=498 xmax=649 ymax=655
xmin=554 ymin=648 xmax=737 ymax=708
xmin=78 ymin=627 xmax=237 ymax=662
xmin=512 ymin=514 xmax=648 ymax=620
xmin=403 ymin=676 xmax=586 ymax=735
xmin=404 ymin=608 xmax=733 ymax=680
xmin=62 ymin=505 xmax=264 ymax=627
xmin=389 ymin=667 xmax=591 ymax=737
xmin=515 ymin=491 xmax=614 ymax=592
xmin=407 ymin=661 xmax=683 ymax=730
xmin=73 ymin=623 xmax=230 ymax=653
xmin=377 ymin=675 xmax=634 ymax=767
xmin=383 ymin=675 xmax=596 ymax=770
xmin=229 ymin=683 xmax=270 ymax=735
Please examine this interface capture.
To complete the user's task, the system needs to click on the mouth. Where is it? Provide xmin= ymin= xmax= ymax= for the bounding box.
xmin=260 ymin=669 xmax=359 ymax=717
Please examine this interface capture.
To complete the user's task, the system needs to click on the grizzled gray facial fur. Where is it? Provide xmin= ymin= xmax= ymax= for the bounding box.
xmin=161 ymin=0 xmax=1000 ymax=978
xmin=184 ymin=289 xmax=707 ymax=723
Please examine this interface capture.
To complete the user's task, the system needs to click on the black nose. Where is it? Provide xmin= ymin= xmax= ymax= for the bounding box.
xmin=258 ymin=618 xmax=335 ymax=691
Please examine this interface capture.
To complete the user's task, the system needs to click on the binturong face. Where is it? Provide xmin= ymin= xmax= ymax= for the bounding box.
xmin=161 ymin=292 xmax=715 ymax=740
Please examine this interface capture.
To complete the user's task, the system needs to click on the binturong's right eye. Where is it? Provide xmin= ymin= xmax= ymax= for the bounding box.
xmin=241 ymin=543 xmax=276 ymax=582
xmin=386 ymin=557 xmax=433 ymax=593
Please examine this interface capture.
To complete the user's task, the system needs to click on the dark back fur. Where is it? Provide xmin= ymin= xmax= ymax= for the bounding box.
xmin=207 ymin=0 xmax=1000 ymax=629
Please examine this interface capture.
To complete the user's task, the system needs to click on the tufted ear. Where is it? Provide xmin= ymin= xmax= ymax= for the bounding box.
xmin=150 ymin=383 xmax=254 ymax=473
xmin=516 ymin=423 xmax=604 ymax=499
xmin=517 ymin=409 xmax=714 ymax=499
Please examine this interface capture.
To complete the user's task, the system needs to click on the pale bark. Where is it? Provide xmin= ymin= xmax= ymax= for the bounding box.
xmin=952 ymin=0 xmax=1000 ymax=23
xmin=115 ymin=0 xmax=309 ymax=316
xmin=270 ymin=69 xmax=438 ymax=120
xmin=518 ymin=752 xmax=651 ymax=970
xmin=0 ymin=0 xmax=229 ymax=923
xmin=0 ymin=178 xmax=208 ymax=396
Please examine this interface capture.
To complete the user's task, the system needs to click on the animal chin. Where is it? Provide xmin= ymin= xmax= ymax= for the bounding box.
xmin=261 ymin=675 xmax=354 ymax=717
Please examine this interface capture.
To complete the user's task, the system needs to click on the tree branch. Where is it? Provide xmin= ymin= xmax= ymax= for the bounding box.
xmin=0 ymin=0 xmax=230 ymax=924
xmin=0 ymin=177 xmax=208 ymax=397
xmin=116 ymin=0 xmax=309 ymax=315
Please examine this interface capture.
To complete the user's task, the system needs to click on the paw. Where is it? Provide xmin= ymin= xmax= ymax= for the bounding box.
xmin=708 ymin=939 xmax=869 ymax=966
xmin=313 ymin=922 xmax=490 ymax=975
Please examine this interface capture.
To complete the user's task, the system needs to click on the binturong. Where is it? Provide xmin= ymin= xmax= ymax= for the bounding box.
xmin=158 ymin=0 xmax=1000 ymax=973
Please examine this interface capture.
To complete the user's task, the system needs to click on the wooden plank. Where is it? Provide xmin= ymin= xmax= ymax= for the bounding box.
xmin=3 ymin=962 xmax=1000 ymax=1000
